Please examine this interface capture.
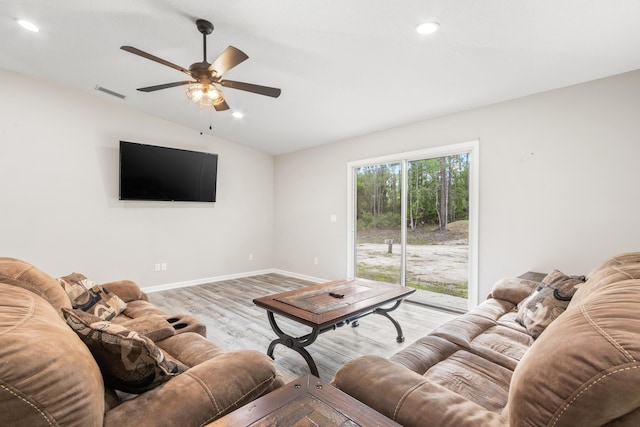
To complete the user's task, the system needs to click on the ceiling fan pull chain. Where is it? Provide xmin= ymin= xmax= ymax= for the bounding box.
xmin=199 ymin=104 xmax=204 ymax=135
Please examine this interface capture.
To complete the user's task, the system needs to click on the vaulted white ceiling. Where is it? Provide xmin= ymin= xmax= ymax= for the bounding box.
xmin=2 ymin=1 xmax=640 ymax=154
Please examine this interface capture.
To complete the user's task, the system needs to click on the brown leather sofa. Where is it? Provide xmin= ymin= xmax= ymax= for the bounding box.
xmin=0 ymin=257 xmax=284 ymax=427
xmin=332 ymin=252 xmax=640 ymax=426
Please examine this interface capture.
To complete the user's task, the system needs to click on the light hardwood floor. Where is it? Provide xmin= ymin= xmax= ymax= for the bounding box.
xmin=148 ymin=273 xmax=459 ymax=383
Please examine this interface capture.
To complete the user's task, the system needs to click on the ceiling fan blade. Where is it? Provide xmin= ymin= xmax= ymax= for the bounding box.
xmin=209 ymin=46 xmax=249 ymax=76
xmin=137 ymin=81 xmax=194 ymax=92
xmin=214 ymin=99 xmax=230 ymax=111
xmin=121 ymin=46 xmax=192 ymax=77
xmin=220 ymin=79 xmax=281 ymax=98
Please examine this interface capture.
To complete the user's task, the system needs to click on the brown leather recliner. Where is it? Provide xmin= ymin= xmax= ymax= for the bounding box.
xmin=0 ymin=257 xmax=284 ymax=426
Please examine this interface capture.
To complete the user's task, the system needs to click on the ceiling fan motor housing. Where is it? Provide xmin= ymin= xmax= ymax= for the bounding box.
xmin=189 ymin=62 xmax=215 ymax=81
xmin=196 ymin=19 xmax=214 ymax=35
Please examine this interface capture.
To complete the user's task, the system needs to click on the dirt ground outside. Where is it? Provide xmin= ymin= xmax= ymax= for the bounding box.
xmin=356 ymin=221 xmax=469 ymax=298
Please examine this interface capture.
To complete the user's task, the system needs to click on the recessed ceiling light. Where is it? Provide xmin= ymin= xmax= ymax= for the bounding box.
xmin=18 ymin=19 xmax=39 ymax=33
xmin=415 ymin=22 xmax=440 ymax=35
xmin=232 ymin=111 xmax=244 ymax=119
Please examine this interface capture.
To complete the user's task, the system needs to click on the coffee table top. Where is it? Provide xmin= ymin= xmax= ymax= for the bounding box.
xmin=206 ymin=375 xmax=400 ymax=427
xmin=253 ymin=278 xmax=415 ymax=329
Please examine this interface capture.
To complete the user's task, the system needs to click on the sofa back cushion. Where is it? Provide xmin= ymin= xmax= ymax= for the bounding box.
xmin=0 ymin=257 xmax=71 ymax=315
xmin=585 ymin=252 xmax=640 ymax=278
xmin=0 ymin=284 xmax=104 ymax=426
xmin=568 ymin=262 xmax=640 ymax=310
xmin=508 ymin=274 xmax=640 ymax=426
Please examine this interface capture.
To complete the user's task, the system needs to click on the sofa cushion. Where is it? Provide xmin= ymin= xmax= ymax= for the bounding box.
xmin=516 ymin=269 xmax=584 ymax=338
xmin=585 ymin=252 xmax=640 ymax=278
xmin=390 ymin=335 xmax=460 ymax=375
xmin=0 ymin=284 xmax=104 ymax=426
xmin=0 ymin=257 xmax=72 ymax=315
xmin=422 ymin=350 xmax=512 ymax=413
xmin=155 ymin=332 xmax=226 ymax=368
xmin=569 ymin=263 xmax=640 ymax=309
xmin=63 ymin=308 xmax=180 ymax=393
xmin=332 ymin=355 xmax=505 ymax=426
xmin=59 ymin=273 xmax=127 ymax=320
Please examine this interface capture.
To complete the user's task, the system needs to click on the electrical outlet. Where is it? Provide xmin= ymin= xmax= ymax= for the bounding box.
xmin=154 ymin=263 xmax=161 ymax=272
xmin=161 ymin=263 xmax=167 ymax=271
xmin=249 ymin=253 xmax=254 ymax=261
xmin=313 ymin=258 xmax=319 ymax=265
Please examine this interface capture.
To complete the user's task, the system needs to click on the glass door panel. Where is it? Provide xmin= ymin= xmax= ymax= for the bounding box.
xmin=405 ymin=154 xmax=469 ymax=312
xmin=355 ymin=163 xmax=403 ymax=285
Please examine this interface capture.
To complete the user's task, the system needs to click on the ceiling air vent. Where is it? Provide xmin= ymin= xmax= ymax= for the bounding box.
xmin=95 ymin=85 xmax=126 ymax=100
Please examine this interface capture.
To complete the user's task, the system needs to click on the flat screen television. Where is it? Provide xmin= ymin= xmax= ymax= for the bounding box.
xmin=119 ymin=141 xmax=218 ymax=202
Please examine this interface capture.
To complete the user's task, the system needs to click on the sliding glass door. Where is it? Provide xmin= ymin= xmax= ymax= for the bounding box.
xmin=348 ymin=142 xmax=478 ymax=311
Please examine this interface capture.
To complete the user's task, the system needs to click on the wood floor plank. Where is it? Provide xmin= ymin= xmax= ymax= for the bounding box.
xmin=148 ymin=273 xmax=458 ymax=383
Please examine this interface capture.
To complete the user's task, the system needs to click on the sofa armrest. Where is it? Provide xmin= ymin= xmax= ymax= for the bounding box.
xmin=101 ymin=280 xmax=149 ymax=302
xmin=487 ymin=277 xmax=539 ymax=305
xmin=112 ymin=313 xmax=175 ymax=342
xmin=103 ymin=350 xmax=284 ymax=427
xmin=332 ymin=355 xmax=507 ymax=427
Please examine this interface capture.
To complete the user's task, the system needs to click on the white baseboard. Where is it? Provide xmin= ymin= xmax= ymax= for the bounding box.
xmin=270 ymin=269 xmax=328 ymax=284
xmin=143 ymin=269 xmax=328 ymax=293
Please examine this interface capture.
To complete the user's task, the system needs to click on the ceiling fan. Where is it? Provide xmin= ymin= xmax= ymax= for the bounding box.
xmin=121 ymin=19 xmax=281 ymax=111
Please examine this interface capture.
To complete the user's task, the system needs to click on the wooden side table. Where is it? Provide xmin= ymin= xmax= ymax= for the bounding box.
xmin=207 ymin=374 xmax=400 ymax=426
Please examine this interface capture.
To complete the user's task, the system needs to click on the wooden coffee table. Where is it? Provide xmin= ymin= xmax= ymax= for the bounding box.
xmin=253 ymin=278 xmax=415 ymax=377
xmin=206 ymin=374 xmax=400 ymax=426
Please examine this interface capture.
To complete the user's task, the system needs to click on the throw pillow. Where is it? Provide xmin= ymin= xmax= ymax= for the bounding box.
xmin=62 ymin=308 xmax=180 ymax=393
xmin=58 ymin=272 xmax=127 ymax=320
xmin=516 ymin=269 xmax=585 ymax=339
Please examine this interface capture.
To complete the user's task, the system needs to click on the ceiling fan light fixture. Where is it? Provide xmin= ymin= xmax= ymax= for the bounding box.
xmin=186 ymin=83 xmax=224 ymax=106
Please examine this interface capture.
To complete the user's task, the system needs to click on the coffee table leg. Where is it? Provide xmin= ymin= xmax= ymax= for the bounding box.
xmin=373 ymin=299 xmax=406 ymax=343
xmin=265 ymin=311 xmax=321 ymax=377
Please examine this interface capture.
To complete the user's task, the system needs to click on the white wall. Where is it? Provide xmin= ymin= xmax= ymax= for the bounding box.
xmin=274 ymin=70 xmax=640 ymax=301
xmin=3 ymin=68 xmax=639 ymax=299
xmin=0 ymin=69 xmax=274 ymax=288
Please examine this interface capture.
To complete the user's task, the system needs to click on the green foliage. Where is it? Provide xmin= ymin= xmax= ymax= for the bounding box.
xmin=358 ymin=211 xmax=374 ymax=228
xmin=356 ymin=154 xmax=469 ymax=231
xmin=356 ymin=163 xmax=402 ymax=228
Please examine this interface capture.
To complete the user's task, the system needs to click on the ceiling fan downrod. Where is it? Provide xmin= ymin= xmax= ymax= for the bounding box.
xmin=196 ymin=19 xmax=214 ymax=63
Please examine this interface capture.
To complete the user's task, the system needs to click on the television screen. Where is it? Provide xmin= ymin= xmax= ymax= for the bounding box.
xmin=119 ymin=141 xmax=218 ymax=202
